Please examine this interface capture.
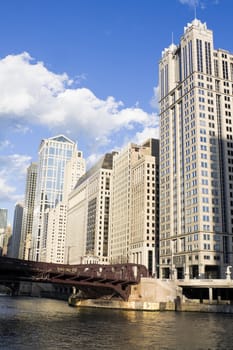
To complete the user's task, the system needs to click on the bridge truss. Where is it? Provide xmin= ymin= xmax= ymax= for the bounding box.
xmin=0 ymin=257 xmax=148 ymax=301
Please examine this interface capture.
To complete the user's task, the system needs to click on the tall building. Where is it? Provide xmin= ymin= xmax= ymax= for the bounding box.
xmin=159 ymin=19 xmax=233 ymax=279
xmin=46 ymin=202 xmax=67 ymax=263
xmin=45 ymin=148 xmax=85 ymax=264
xmin=3 ymin=225 xmax=12 ymax=257
xmin=66 ymin=152 xmax=115 ymax=264
xmin=63 ymin=151 xmax=86 ymax=203
xmin=109 ymin=139 xmax=159 ymax=275
xmin=31 ymin=135 xmax=85 ymax=262
xmin=19 ymin=163 xmax=37 ymax=260
xmin=9 ymin=203 xmax=23 ymax=258
xmin=0 ymin=209 xmax=8 ymax=256
xmin=0 ymin=208 xmax=7 ymax=229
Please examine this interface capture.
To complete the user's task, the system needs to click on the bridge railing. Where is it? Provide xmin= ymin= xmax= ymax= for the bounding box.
xmin=0 ymin=257 xmax=148 ymax=284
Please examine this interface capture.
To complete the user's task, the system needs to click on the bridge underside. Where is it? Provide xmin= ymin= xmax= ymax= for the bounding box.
xmin=33 ymin=274 xmax=133 ymax=300
xmin=182 ymin=286 xmax=233 ymax=302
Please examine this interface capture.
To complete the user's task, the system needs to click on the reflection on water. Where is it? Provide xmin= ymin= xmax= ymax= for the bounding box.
xmin=0 ymin=296 xmax=233 ymax=349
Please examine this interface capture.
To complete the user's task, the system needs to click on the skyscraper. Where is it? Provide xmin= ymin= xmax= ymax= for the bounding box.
xmin=63 ymin=150 xmax=86 ymax=203
xmin=45 ymin=147 xmax=85 ymax=264
xmin=19 ymin=162 xmax=37 ymax=260
xmin=46 ymin=202 xmax=67 ymax=263
xmin=0 ymin=209 xmax=7 ymax=229
xmin=159 ymin=19 xmax=233 ymax=279
xmin=31 ymin=135 xmax=85 ymax=262
xmin=130 ymin=139 xmax=160 ymax=276
xmin=109 ymin=139 xmax=159 ymax=275
xmin=8 ymin=203 xmax=23 ymax=258
xmin=0 ymin=208 xmax=8 ymax=256
xmin=66 ymin=152 xmax=115 ymax=264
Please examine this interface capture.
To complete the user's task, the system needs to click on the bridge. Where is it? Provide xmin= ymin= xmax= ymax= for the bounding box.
xmin=0 ymin=257 xmax=148 ymax=301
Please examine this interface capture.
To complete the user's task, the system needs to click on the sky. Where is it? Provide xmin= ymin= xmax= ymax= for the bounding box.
xmin=0 ymin=0 xmax=233 ymax=225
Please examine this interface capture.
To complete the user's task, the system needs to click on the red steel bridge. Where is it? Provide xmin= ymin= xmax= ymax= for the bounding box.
xmin=0 ymin=257 xmax=148 ymax=301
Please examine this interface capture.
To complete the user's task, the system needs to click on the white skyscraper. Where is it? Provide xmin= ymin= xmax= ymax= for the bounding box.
xmin=63 ymin=150 xmax=86 ymax=203
xmin=66 ymin=152 xmax=115 ymax=265
xmin=159 ymin=19 xmax=233 ymax=279
xmin=109 ymin=139 xmax=159 ymax=275
xmin=31 ymin=135 xmax=85 ymax=262
xmin=46 ymin=202 xmax=67 ymax=263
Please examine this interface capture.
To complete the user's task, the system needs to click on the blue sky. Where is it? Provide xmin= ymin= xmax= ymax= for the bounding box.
xmin=0 ymin=0 xmax=232 ymax=224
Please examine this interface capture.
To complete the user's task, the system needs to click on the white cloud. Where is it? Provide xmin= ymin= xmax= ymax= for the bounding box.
xmin=179 ymin=0 xmax=215 ymax=9
xmin=0 ymin=52 xmax=157 ymax=149
xmin=0 ymin=139 xmax=12 ymax=150
xmin=12 ymin=124 xmax=31 ymax=134
xmin=0 ymin=154 xmax=31 ymax=205
xmin=133 ymin=127 xmax=160 ymax=145
xmin=0 ymin=176 xmax=18 ymax=202
xmin=0 ymin=154 xmax=32 ymax=177
xmin=179 ymin=0 xmax=199 ymax=6
xmin=150 ymin=85 xmax=160 ymax=110
xmin=86 ymin=153 xmax=104 ymax=169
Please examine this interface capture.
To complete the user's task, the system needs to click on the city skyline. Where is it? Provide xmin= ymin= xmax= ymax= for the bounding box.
xmin=0 ymin=0 xmax=233 ymax=224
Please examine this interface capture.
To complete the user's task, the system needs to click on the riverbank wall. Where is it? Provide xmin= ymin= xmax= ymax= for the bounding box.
xmin=69 ymin=277 xmax=233 ymax=313
xmin=18 ymin=281 xmax=72 ymax=300
xmin=69 ymin=278 xmax=178 ymax=311
xmin=176 ymin=299 xmax=233 ymax=313
xmin=68 ymin=297 xmax=175 ymax=311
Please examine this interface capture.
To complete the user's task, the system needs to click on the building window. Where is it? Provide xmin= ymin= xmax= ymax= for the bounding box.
xmin=196 ymin=39 xmax=203 ymax=72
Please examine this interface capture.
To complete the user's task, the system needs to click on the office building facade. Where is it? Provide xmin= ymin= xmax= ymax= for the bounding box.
xmin=109 ymin=139 xmax=159 ymax=275
xmin=31 ymin=135 xmax=85 ymax=262
xmin=45 ymin=149 xmax=85 ymax=264
xmin=19 ymin=162 xmax=37 ymax=260
xmin=8 ymin=203 xmax=23 ymax=258
xmin=66 ymin=152 xmax=115 ymax=265
xmin=159 ymin=19 xmax=233 ymax=279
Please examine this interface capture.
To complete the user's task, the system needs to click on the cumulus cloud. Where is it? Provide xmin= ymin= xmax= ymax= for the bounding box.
xmin=86 ymin=153 xmax=104 ymax=169
xmin=0 ymin=153 xmax=31 ymax=204
xmin=0 ymin=52 xmax=157 ymax=149
xmin=0 ymin=177 xmax=18 ymax=202
xmin=133 ymin=127 xmax=160 ymax=145
xmin=0 ymin=154 xmax=32 ymax=177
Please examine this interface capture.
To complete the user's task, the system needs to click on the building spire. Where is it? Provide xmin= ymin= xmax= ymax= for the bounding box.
xmin=194 ymin=4 xmax=197 ymax=20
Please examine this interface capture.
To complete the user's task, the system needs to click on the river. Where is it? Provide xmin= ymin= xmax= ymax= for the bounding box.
xmin=0 ymin=296 xmax=233 ymax=349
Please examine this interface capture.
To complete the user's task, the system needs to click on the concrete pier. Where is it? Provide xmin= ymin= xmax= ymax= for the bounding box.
xmin=69 ymin=277 xmax=233 ymax=313
xmin=69 ymin=278 xmax=179 ymax=311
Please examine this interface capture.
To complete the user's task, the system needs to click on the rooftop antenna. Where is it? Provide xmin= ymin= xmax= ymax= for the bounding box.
xmin=194 ymin=4 xmax=197 ymax=19
xmin=172 ymin=31 xmax=174 ymax=45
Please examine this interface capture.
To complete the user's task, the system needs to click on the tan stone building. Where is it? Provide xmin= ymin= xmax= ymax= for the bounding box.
xmin=66 ymin=153 xmax=115 ymax=264
xmin=109 ymin=139 xmax=159 ymax=276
